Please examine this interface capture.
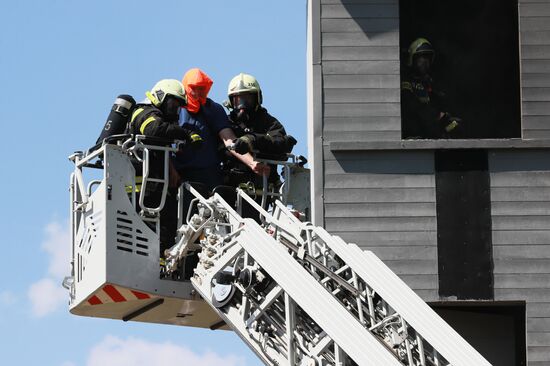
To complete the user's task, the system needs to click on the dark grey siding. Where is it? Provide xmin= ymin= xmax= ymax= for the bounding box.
xmin=489 ymin=150 xmax=550 ymax=365
xmin=520 ymin=0 xmax=550 ymax=139
xmin=313 ymin=0 xmax=550 ymax=363
xmin=321 ymin=0 xmax=401 ymax=143
xmin=319 ymin=0 xmax=439 ymax=295
xmin=324 ymin=147 xmax=439 ymax=299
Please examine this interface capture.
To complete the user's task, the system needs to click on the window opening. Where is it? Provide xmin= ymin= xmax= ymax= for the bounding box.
xmin=399 ymin=0 xmax=521 ymax=139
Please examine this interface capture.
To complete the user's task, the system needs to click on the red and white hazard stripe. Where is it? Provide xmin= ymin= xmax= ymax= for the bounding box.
xmin=87 ymin=284 xmax=152 ymax=306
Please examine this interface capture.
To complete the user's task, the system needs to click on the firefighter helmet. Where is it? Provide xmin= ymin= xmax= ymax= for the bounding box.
xmin=146 ymin=79 xmax=187 ymax=107
xmin=227 ymin=73 xmax=263 ymax=109
xmin=407 ymin=38 xmax=435 ymax=67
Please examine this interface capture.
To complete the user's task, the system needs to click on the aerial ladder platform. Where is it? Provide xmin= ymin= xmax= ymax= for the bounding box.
xmin=65 ymin=136 xmax=492 ymax=366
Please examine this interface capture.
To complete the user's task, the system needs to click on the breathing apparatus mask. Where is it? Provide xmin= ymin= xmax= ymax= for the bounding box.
xmin=230 ymin=93 xmax=258 ymax=124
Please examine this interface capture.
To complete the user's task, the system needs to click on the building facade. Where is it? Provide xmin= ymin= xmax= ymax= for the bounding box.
xmin=307 ymin=0 xmax=550 ymax=364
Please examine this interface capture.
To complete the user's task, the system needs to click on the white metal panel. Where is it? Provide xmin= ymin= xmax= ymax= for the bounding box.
xmin=68 ymin=145 xmax=224 ymax=329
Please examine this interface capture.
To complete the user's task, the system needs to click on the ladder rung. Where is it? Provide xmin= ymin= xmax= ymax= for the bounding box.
xmin=145 ymin=178 xmax=165 ymax=183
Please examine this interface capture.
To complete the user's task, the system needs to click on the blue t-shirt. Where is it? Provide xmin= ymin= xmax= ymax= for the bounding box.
xmin=173 ymin=98 xmax=230 ymax=171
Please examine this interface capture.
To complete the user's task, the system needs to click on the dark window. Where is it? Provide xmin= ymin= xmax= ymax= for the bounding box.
xmin=399 ymin=0 xmax=521 ymax=139
xmin=432 ymin=303 xmax=526 ymax=366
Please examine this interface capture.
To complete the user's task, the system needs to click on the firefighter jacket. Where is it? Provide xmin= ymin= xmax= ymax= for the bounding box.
xmin=401 ymin=74 xmax=454 ymax=139
xmin=223 ymin=107 xmax=295 ymax=186
xmin=126 ymin=103 xmax=196 ymax=179
xmin=127 ymin=103 xmax=195 ymax=141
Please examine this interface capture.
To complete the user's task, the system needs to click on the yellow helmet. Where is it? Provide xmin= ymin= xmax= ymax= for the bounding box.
xmin=146 ymin=79 xmax=187 ymax=107
xmin=407 ymin=38 xmax=435 ymax=67
xmin=227 ymin=73 xmax=263 ymax=109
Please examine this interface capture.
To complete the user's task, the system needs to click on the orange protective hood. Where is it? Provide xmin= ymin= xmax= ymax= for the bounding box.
xmin=182 ymin=68 xmax=213 ymax=113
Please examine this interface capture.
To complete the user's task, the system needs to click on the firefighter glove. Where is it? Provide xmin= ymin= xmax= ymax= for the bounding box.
xmin=231 ymin=135 xmax=253 ymax=155
xmin=440 ymin=113 xmax=461 ymax=133
xmin=285 ymin=135 xmax=297 ymax=148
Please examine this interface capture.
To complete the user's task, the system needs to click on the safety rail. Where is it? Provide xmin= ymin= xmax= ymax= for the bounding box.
xmin=123 ymin=135 xmax=174 ymax=215
xmin=164 ymin=155 xmax=309 ymax=277
xmin=69 ymin=135 xmax=176 ymax=215
xmin=246 ymin=153 xmax=307 ymax=210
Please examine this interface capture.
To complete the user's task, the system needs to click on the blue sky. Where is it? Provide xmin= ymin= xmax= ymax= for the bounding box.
xmin=0 ymin=1 xmax=307 ymax=365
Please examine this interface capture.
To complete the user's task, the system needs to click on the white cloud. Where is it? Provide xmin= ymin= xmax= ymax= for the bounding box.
xmin=86 ymin=336 xmax=246 ymax=366
xmin=41 ymin=220 xmax=71 ymax=279
xmin=0 ymin=290 xmax=17 ymax=306
xmin=27 ymin=220 xmax=71 ymax=318
xmin=28 ymin=278 xmax=67 ymax=317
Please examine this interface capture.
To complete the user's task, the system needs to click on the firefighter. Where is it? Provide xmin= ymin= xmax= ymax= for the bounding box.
xmin=126 ymin=79 xmax=203 ymax=256
xmin=401 ymin=38 xmax=462 ymax=139
xmin=223 ymin=73 xmax=297 ymax=218
xmin=127 ymin=79 xmax=202 ymax=143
